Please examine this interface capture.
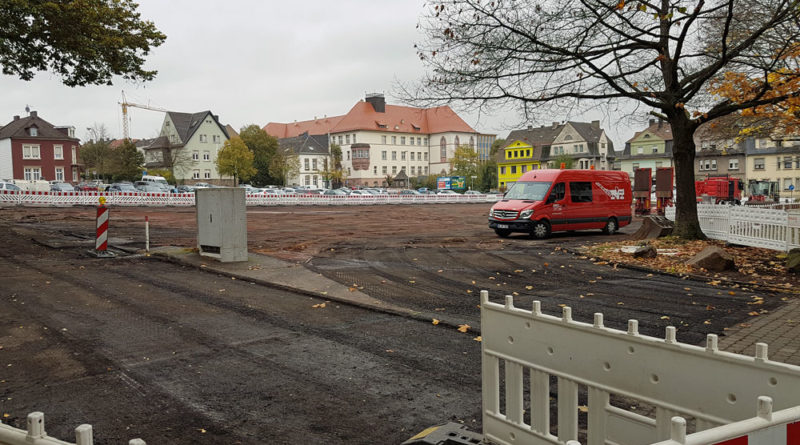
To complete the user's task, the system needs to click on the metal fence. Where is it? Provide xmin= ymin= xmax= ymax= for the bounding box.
xmin=665 ymin=204 xmax=800 ymax=251
xmin=480 ymin=290 xmax=800 ymax=445
xmin=0 ymin=190 xmax=500 ymax=207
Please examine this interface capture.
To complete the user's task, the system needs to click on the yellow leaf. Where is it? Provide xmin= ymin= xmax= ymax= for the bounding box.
xmin=660 ymin=316 xmax=670 ymax=320
xmin=543 ymin=263 xmax=549 ymax=267
xmin=578 ymin=405 xmax=588 ymax=413
xmin=471 ymin=280 xmax=476 ymax=284
xmin=703 ymin=320 xmax=712 ymax=325
xmin=617 ymin=302 xmax=624 ymax=305
xmin=525 ymin=286 xmax=533 ymax=290
xmin=432 ymin=319 xmax=440 ymax=325
xmin=409 ymin=280 xmax=416 ymax=284
xmin=312 ymin=303 xmax=326 ymax=309
xmin=348 ymin=287 xmax=357 ymax=292
xmin=199 ymin=428 xmax=206 ymax=434
xmin=514 ymin=269 xmax=523 ymax=273
xmin=558 ymin=304 xmax=566 ymax=307
xmin=466 ymin=289 xmax=473 ymax=293
xmin=2 ymin=413 xmax=9 ymax=418
xmin=474 ymin=336 xmax=482 ymax=342
xmin=728 ymin=291 xmax=736 ymax=296
xmin=748 ymin=311 xmax=760 ymax=316
xmin=457 ymin=324 xmax=470 ymax=333
xmin=437 ymin=270 xmax=443 ymax=273
xmin=386 ymin=349 xmax=395 ymax=353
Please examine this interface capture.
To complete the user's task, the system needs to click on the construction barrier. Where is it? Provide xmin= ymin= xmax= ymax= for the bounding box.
xmin=479 ymin=290 xmax=800 ymax=445
xmin=95 ymin=205 xmax=108 ymax=252
xmin=665 ymin=204 xmax=800 ymax=251
xmin=0 ymin=190 xmax=501 ymax=208
xmin=0 ymin=411 xmax=145 ymax=445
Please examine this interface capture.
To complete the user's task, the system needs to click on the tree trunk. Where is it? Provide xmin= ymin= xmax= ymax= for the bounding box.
xmin=669 ymin=114 xmax=706 ymax=240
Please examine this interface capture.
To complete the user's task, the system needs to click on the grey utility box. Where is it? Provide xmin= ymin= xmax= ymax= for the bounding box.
xmin=196 ymin=188 xmax=248 ymax=262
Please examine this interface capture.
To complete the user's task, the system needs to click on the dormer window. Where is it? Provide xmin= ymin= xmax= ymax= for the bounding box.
xmin=29 ymin=127 xmax=38 ymax=136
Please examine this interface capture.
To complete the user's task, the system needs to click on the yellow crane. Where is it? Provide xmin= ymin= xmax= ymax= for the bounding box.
xmin=119 ymin=90 xmax=169 ymax=140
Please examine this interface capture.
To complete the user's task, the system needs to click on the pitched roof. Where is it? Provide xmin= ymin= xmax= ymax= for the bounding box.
xmin=167 ymin=111 xmax=229 ymax=144
xmin=504 ymin=124 xmax=563 ymax=148
xmin=263 ymin=99 xmax=476 ymax=138
xmin=225 ymin=125 xmax=239 ymax=139
xmin=625 ymin=120 xmax=673 ymax=144
xmin=278 ymin=132 xmax=330 ymax=156
xmin=568 ymin=121 xmax=606 ymax=144
xmin=0 ymin=112 xmax=79 ymax=142
xmin=264 ymin=115 xmax=345 ymax=139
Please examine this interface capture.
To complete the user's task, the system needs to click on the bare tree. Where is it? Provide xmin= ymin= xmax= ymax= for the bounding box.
xmin=411 ymin=0 xmax=800 ymax=238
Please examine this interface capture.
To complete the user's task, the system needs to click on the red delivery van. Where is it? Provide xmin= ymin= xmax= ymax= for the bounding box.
xmin=488 ymin=169 xmax=632 ymax=238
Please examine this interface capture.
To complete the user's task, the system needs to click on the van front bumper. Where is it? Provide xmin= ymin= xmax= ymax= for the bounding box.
xmin=488 ymin=218 xmax=532 ymax=231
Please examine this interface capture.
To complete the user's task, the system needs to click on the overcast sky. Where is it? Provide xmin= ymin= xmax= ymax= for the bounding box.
xmin=0 ymin=0 xmax=635 ymax=149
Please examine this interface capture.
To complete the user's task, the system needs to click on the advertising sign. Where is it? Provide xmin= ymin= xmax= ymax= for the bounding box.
xmin=437 ymin=176 xmax=451 ymax=190
xmin=450 ymin=176 xmax=466 ymax=190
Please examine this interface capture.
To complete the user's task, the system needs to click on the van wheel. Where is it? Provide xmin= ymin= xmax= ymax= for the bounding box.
xmin=531 ymin=220 xmax=551 ymax=239
xmin=603 ymin=217 xmax=618 ymax=235
xmin=495 ymin=229 xmax=511 ymax=238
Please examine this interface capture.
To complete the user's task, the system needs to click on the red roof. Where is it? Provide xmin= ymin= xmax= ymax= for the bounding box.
xmin=263 ymin=101 xmax=475 ymax=138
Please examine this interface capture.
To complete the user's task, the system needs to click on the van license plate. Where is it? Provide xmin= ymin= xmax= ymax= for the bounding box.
xmin=497 ymin=224 xmax=509 ymax=229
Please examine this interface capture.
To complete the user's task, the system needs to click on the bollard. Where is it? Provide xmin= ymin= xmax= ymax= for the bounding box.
xmin=92 ymin=197 xmax=114 ymax=258
xmin=145 ymin=215 xmax=150 ymax=253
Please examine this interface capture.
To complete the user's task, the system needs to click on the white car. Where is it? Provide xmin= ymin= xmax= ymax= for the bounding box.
xmin=0 ymin=181 xmax=21 ymax=191
xmin=464 ymin=190 xmax=482 ymax=195
xmin=437 ymin=189 xmax=460 ymax=195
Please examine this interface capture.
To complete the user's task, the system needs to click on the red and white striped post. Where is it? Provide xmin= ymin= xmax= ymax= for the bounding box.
xmin=95 ymin=197 xmax=109 ymax=254
xmin=145 ymin=215 xmax=150 ymax=253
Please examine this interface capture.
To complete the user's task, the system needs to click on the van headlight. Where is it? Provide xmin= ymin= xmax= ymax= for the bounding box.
xmin=520 ymin=209 xmax=534 ymax=219
xmin=489 ymin=209 xmax=495 ymax=217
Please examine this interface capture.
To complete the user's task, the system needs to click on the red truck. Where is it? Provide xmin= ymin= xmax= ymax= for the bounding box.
xmin=695 ymin=176 xmax=743 ymax=204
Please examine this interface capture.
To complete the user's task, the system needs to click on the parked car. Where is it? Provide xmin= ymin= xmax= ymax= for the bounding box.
xmin=464 ymin=190 xmax=482 ymax=195
xmin=259 ymin=188 xmax=286 ymax=196
xmin=133 ymin=181 xmax=166 ymax=193
xmin=437 ymin=189 xmax=459 ymax=195
xmin=0 ymin=181 xmax=21 ymax=191
xmin=193 ymin=182 xmax=212 ymax=189
xmin=399 ymin=189 xmax=422 ymax=195
xmin=349 ymin=190 xmax=372 ymax=196
xmin=50 ymin=182 xmax=75 ymax=192
xmin=108 ymin=183 xmax=138 ymax=192
xmin=323 ymin=189 xmax=347 ymax=196
xmin=175 ymin=185 xmax=195 ymax=193
xmin=74 ymin=182 xmax=98 ymax=192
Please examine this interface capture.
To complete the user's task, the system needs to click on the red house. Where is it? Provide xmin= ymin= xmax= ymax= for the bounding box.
xmin=0 ymin=111 xmax=81 ymax=183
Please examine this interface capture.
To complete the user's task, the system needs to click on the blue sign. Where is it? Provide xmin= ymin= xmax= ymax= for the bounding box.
xmin=790 ymin=184 xmax=795 ymax=191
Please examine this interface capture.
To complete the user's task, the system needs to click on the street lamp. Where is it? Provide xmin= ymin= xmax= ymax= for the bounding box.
xmin=471 ymin=175 xmax=477 ymax=191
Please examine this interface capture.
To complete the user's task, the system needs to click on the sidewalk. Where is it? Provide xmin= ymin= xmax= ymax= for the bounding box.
xmin=718 ymin=296 xmax=800 ymax=366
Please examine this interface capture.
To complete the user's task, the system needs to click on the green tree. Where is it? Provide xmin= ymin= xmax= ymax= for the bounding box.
xmin=79 ymin=139 xmax=112 ymax=181
xmin=239 ymin=125 xmax=279 ymax=186
xmin=551 ymin=155 xmax=575 ymax=170
xmin=490 ymin=138 xmax=506 ymax=158
xmin=269 ymin=148 xmax=300 ymax=186
xmin=216 ymin=137 xmax=256 ymax=186
xmin=450 ymin=145 xmax=480 ymax=179
xmin=0 ymin=0 xmax=166 ymax=86
xmin=329 ymin=143 xmax=344 ymax=188
xmin=108 ymin=140 xmax=144 ymax=181
xmin=477 ymin=161 xmax=498 ymax=192
xmin=414 ymin=0 xmax=800 ymax=239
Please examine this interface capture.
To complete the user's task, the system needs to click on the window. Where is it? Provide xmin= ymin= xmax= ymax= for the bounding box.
xmin=346 ymin=135 xmax=350 ymax=144
xmin=754 ymin=158 xmax=765 ymax=170
xmin=29 ymin=127 xmax=38 ymax=136
xmin=548 ymin=182 xmax=566 ymax=202
xmin=382 ymin=166 xmax=387 ymax=174
xmin=313 ymin=159 xmax=319 ymax=170
xmin=193 ymin=170 xmax=200 ymax=179
xmin=401 ymin=136 xmax=406 ymax=145
xmin=784 ymin=178 xmax=793 ymax=190
xmin=72 ymin=168 xmax=78 ymax=182
xmin=410 ymin=152 xmax=415 ymax=161
xmin=352 ymin=134 xmax=356 ymax=143
xmin=192 ymin=151 xmax=199 ymax=160
xmin=382 ymin=136 xmax=387 ymax=144
xmin=424 ymin=152 xmax=428 ymax=161
xmin=655 ymin=161 xmax=663 ymax=168
xmin=305 ymin=175 xmax=311 ymax=186
xmin=454 ymin=136 xmax=460 ymax=147
xmin=381 ymin=151 xmax=387 ymax=160
xmin=55 ymin=167 xmax=64 ymax=181
xmin=23 ymin=144 xmax=40 ymax=159
xmin=500 ymin=166 xmax=507 ymax=175
xmin=785 ymin=157 xmax=793 ymax=169
xmin=392 ymin=166 xmax=397 ymax=174
xmin=72 ymin=146 xmax=76 ymax=163
xmin=392 ymin=136 xmax=397 ymax=145
xmin=410 ymin=137 xmax=415 ymax=146
xmin=373 ymin=166 xmax=378 ymax=174
xmin=440 ymin=137 xmax=447 ymax=162
xmin=423 ymin=137 xmax=428 ymax=145
xmin=424 ymin=166 xmax=428 ymax=174
xmin=401 ymin=151 xmax=406 ymax=161
xmin=511 ymin=166 xmax=517 ymax=174
xmin=203 ymin=152 xmax=210 ymax=161
xmin=392 ymin=151 xmax=397 ymax=160
xmin=338 ymin=136 xmax=343 ymax=145
xmin=347 ymin=151 xmax=350 ymax=161
xmin=632 ymin=163 xmax=640 ymax=170
xmin=204 ymin=170 xmax=211 ymax=179
xmin=24 ymin=167 xmax=41 ymax=180
xmin=210 ymin=135 xmax=218 ymax=143
xmin=570 ymin=182 xmax=593 ymax=203
xmin=652 ymin=146 xmax=658 ymax=153
xmin=522 ymin=165 xmax=527 ymax=173
xmin=729 ymin=159 xmax=739 ymax=170
xmin=200 ymin=134 xmax=208 ymax=143
xmin=313 ymin=175 xmax=319 ymax=186
xmin=470 ymin=137 xmax=475 ymax=149
xmin=637 ymin=147 xmax=644 ymax=154
xmin=417 ymin=137 xmax=422 ymax=145
xmin=54 ymin=145 xmax=63 ymax=160
xmin=304 ymin=159 xmax=310 ymax=171
xmin=711 ymin=160 xmax=717 ymax=170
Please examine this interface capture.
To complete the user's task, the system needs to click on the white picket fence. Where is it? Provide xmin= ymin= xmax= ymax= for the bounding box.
xmin=0 ymin=412 xmax=145 ymax=445
xmin=480 ymin=290 xmax=800 ymax=445
xmin=0 ymin=190 xmax=500 ymax=207
xmin=665 ymin=204 xmax=800 ymax=251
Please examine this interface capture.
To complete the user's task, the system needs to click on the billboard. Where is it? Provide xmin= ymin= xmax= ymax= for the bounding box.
xmin=437 ymin=176 xmax=466 ymax=190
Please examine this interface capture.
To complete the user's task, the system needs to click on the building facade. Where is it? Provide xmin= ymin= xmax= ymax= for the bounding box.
xmin=546 ymin=121 xmax=614 ymax=170
xmin=265 ymin=94 xmax=487 ymax=188
xmin=0 ymin=111 xmax=80 ymax=183
xmin=142 ymin=111 xmax=230 ymax=184
xmin=277 ymin=133 xmax=330 ymax=187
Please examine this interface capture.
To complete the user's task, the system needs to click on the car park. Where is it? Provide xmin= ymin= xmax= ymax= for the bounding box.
xmin=50 ymin=182 xmax=75 ymax=192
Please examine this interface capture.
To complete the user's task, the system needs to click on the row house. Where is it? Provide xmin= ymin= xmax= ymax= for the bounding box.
xmin=141 ymin=111 xmax=231 ymax=184
xmin=0 ymin=111 xmax=80 ymax=183
xmin=277 ymin=132 xmax=330 ymax=187
xmin=496 ymin=121 xmax=614 ymax=189
xmin=617 ymin=119 xmax=674 ymax=177
xmin=265 ymin=94 xmax=486 ymax=188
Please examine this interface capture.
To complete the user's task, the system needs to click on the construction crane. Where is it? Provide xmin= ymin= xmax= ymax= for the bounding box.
xmin=119 ymin=90 xmax=169 ymax=140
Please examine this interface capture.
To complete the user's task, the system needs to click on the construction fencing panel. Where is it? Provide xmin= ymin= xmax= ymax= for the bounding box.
xmin=0 ymin=190 xmax=501 ymax=208
xmin=664 ymin=204 xmax=800 ymax=251
xmin=480 ymin=290 xmax=800 ymax=445
xmin=0 ymin=412 xmax=145 ymax=445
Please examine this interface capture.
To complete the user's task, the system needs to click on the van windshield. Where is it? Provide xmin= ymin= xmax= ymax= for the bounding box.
xmin=505 ymin=181 xmax=552 ymax=201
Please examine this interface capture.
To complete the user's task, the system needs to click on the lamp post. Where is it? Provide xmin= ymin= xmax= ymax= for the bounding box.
xmin=471 ymin=175 xmax=477 ymax=191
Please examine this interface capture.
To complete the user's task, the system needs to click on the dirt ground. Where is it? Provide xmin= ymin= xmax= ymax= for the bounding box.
xmin=0 ymin=203 xmax=796 ymax=444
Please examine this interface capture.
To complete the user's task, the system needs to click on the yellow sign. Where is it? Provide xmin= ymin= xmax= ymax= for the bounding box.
xmin=98 ymin=196 xmax=107 ymax=205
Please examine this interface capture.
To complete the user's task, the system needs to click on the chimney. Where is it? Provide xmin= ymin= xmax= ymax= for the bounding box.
xmin=365 ymin=93 xmax=386 ymax=113
xmin=13 ymin=115 xmax=19 ymax=121
xmin=30 ymin=111 xmax=37 ymax=118
xmin=527 ymin=125 xmax=533 ymax=130
xmin=591 ymin=120 xmax=600 ymax=129
xmin=552 ymin=122 xmax=559 ymax=129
